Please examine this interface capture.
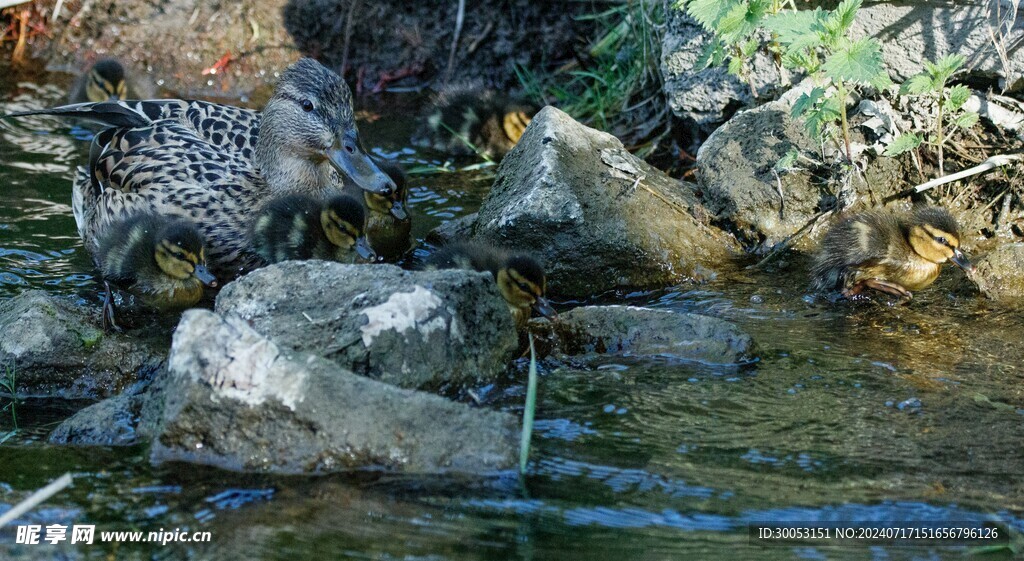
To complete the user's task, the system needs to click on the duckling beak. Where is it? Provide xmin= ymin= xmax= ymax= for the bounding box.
xmin=951 ymin=248 xmax=974 ymax=272
xmin=194 ymin=264 xmax=218 ymax=288
xmin=327 ymin=133 xmax=396 ymax=195
xmin=390 ymin=200 xmax=408 ymax=220
xmin=532 ymin=296 xmax=557 ymax=319
xmin=355 ymin=236 xmax=377 ymax=261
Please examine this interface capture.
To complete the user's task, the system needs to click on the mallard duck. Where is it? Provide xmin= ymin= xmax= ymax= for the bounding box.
xmin=69 ymin=58 xmax=128 ymax=104
xmin=5 ymin=58 xmax=397 ymax=281
xmin=413 ymin=84 xmax=537 ymax=159
xmin=426 ymin=241 xmax=556 ymax=328
xmin=95 ymin=213 xmax=217 ymax=330
xmin=252 ymin=193 xmax=374 ymax=264
xmin=344 ymin=159 xmax=411 ymax=261
xmin=811 ymin=206 xmax=973 ymax=300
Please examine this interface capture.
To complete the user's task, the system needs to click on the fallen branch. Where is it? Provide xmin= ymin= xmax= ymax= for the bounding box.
xmin=0 ymin=473 xmax=73 ymax=528
xmin=912 ymin=153 xmax=1023 ymax=194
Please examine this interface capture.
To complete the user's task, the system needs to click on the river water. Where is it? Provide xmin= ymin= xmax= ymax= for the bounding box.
xmin=1 ymin=66 xmax=1022 ymax=560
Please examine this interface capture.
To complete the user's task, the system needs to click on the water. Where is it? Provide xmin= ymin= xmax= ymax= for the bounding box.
xmin=2 ymin=67 xmax=1023 ymax=560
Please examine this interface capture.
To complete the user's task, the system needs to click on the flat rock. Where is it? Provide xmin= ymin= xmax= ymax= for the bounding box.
xmin=469 ymin=106 xmax=740 ymax=298
xmin=970 ymin=243 xmax=1024 ymax=301
xmin=532 ymin=305 xmax=755 ymax=365
xmin=215 ymin=261 xmax=518 ymax=390
xmin=0 ymin=291 xmax=164 ymax=398
xmin=146 ymin=310 xmax=516 ymax=474
xmin=48 ymin=394 xmax=144 ymax=446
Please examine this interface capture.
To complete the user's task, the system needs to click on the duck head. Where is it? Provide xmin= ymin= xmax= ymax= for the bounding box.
xmin=153 ymin=221 xmax=218 ymax=287
xmin=257 ymin=58 xmax=395 ymax=197
xmin=321 ymin=194 xmax=375 ymax=262
xmin=496 ymin=254 xmax=557 ymax=319
xmin=85 ymin=59 xmax=128 ymax=102
xmin=906 ymin=206 xmax=973 ymax=271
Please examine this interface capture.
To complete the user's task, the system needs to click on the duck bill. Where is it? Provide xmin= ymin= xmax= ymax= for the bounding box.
xmin=195 ymin=264 xmax=218 ymax=288
xmin=355 ymin=237 xmax=377 ymax=262
xmin=532 ymin=297 xmax=557 ymax=319
xmin=389 ymin=200 xmax=408 ymax=220
xmin=950 ymin=249 xmax=973 ymax=272
xmin=327 ymin=135 xmax=395 ymax=195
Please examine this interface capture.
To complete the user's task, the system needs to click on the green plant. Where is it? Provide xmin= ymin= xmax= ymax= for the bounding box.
xmin=674 ymin=0 xmax=796 ymax=96
xmin=766 ymin=0 xmax=891 ymax=163
xmin=519 ymin=334 xmax=539 ymax=475
xmin=1 ymin=362 xmax=17 ymax=433
xmin=889 ymin=54 xmax=979 ymax=176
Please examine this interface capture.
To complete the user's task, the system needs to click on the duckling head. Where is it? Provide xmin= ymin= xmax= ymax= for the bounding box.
xmin=85 ymin=59 xmax=127 ymax=102
xmin=501 ymin=104 xmax=534 ymax=146
xmin=906 ymin=206 xmax=973 ymax=271
xmin=321 ymin=195 xmax=375 ymax=261
xmin=496 ymin=255 xmax=557 ymax=319
xmin=363 ymin=169 xmax=408 ymax=220
xmin=256 ymin=58 xmax=396 ymax=197
xmin=153 ymin=222 xmax=218 ymax=287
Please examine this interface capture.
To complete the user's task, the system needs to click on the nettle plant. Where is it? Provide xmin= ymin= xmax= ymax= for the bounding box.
xmin=886 ymin=54 xmax=979 ymax=176
xmin=672 ymin=0 xmax=797 ymax=97
xmin=765 ymin=0 xmax=890 ymax=164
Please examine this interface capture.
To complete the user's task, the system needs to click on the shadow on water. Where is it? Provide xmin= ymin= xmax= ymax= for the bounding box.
xmin=1 ymin=67 xmax=1022 ymax=560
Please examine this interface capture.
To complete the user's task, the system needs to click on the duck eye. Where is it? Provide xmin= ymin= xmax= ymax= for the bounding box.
xmin=300 ymin=99 xmax=314 ymax=112
xmin=936 ymin=236 xmax=948 ymax=245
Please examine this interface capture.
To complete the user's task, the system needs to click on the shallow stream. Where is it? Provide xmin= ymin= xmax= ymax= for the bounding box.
xmin=1 ymin=66 xmax=1022 ymax=560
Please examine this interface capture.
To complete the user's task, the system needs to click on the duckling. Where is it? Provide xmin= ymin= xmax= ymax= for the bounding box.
xmin=413 ymin=84 xmax=537 ymax=159
xmin=69 ymin=58 xmax=128 ymax=104
xmin=426 ymin=242 xmax=556 ymax=329
xmin=811 ymin=206 xmax=973 ymax=300
xmin=345 ymin=159 xmax=411 ymax=261
xmin=95 ymin=213 xmax=217 ymax=330
xmin=252 ymin=193 xmax=375 ymax=264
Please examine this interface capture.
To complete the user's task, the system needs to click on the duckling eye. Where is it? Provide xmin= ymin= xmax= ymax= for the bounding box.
xmin=300 ymin=99 xmax=314 ymax=112
xmin=936 ymin=236 xmax=948 ymax=245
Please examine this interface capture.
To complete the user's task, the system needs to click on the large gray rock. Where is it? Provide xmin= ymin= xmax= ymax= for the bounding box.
xmin=215 ymin=261 xmax=518 ymax=390
xmin=660 ymin=1 xmax=1023 ymax=128
xmin=469 ymin=106 xmax=741 ymax=298
xmin=970 ymin=243 xmax=1024 ymax=301
xmin=147 ymin=310 xmax=517 ymax=474
xmin=696 ymin=86 xmax=907 ymax=252
xmin=48 ymin=394 xmax=144 ymax=446
xmin=660 ymin=6 xmax=782 ymax=127
xmin=0 ymin=291 xmax=164 ymax=398
xmin=532 ymin=305 xmax=755 ymax=365
xmin=849 ymin=1 xmax=1023 ymax=90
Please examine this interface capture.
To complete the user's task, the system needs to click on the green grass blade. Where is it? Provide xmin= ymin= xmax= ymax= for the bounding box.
xmin=519 ymin=334 xmax=539 ymax=475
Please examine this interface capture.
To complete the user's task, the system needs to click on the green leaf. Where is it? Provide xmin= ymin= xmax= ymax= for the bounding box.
xmin=944 ymin=84 xmax=971 ymax=111
xmin=686 ymin=0 xmax=738 ymax=31
xmin=823 ymin=37 xmax=889 ymax=88
xmin=775 ymin=148 xmax=800 ymax=171
xmin=931 ymin=53 xmax=965 ymax=83
xmin=800 ymin=94 xmax=842 ymax=137
xmin=791 ymin=87 xmax=826 ymax=118
xmin=727 ymin=55 xmax=744 ymax=76
xmin=953 ymin=111 xmax=979 ymax=129
xmin=695 ymin=38 xmax=725 ymax=69
xmin=718 ymin=1 xmax=768 ymax=43
xmin=764 ymin=9 xmax=825 ymax=52
xmin=830 ymin=0 xmax=862 ymax=33
xmin=740 ymin=37 xmax=760 ymax=57
xmin=519 ymin=334 xmax=539 ymax=474
xmin=900 ymin=73 xmax=935 ymax=95
xmin=883 ymin=133 xmax=923 ymax=156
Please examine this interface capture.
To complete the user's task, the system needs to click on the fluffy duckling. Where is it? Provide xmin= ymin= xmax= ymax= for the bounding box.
xmin=426 ymin=242 xmax=556 ymax=329
xmin=95 ymin=213 xmax=217 ymax=330
xmin=811 ymin=206 xmax=973 ymax=300
xmin=413 ymin=85 xmax=537 ymax=159
xmin=348 ymin=160 xmax=411 ymax=261
xmin=252 ymin=193 xmax=375 ymax=264
xmin=69 ymin=58 xmax=129 ymax=104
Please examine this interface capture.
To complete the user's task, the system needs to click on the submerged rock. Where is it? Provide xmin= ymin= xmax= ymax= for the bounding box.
xmin=470 ymin=106 xmax=740 ymax=298
xmin=970 ymin=243 xmax=1024 ymax=301
xmin=148 ymin=310 xmax=517 ymax=474
xmin=0 ymin=291 xmax=164 ymax=398
xmin=49 ymin=394 xmax=145 ymax=446
xmin=532 ymin=305 xmax=755 ymax=365
xmin=215 ymin=261 xmax=518 ymax=390
xmin=696 ymin=85 xmax=906 ymax=253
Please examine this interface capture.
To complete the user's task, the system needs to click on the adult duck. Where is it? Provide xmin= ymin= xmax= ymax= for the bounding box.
xmin=6 ymin=58 xmax=397 ymax=279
